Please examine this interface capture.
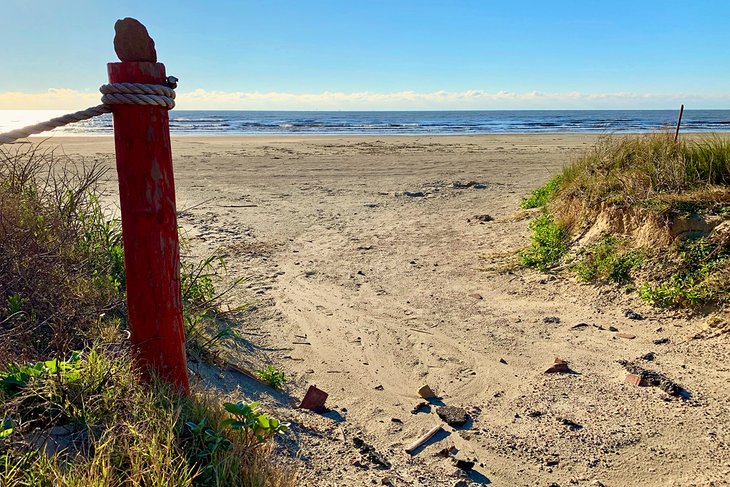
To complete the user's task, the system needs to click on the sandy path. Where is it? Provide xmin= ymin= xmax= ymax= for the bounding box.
xmin=48 ymin=135 xmax=729 ymax=486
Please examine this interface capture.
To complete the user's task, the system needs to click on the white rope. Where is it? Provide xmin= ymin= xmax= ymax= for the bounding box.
xmin=0 ymin=82 xmax=176 ymax=145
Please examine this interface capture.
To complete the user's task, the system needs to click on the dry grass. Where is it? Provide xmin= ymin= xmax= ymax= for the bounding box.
xmin=0 ymin=144 xmax=297 ymax=485
xmin=0 ymin=346 xmax=296 ymax=486
xmin=560 ymin=133 xmax=730 ymax=202
xmin=0 ymin=144 xmax=125 ymax=363
xmin=554 ymin=133 xmax=730 ymax=229
xmin=520 ymin=133 xmax=730 ymax=312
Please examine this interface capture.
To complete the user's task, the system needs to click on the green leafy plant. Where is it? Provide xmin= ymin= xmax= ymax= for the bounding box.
xmin=184 ymin=417 xmax=233 ymax=483
xmin=518 ymin=213 xmax=569 ymax=270
xmin=639 ymin=237 xmax=729 ymax=308
xmin=5 ymin=294 xmax=24 ymax=316
xmin=0 ymin=418 xmax=12 ymax=439
xmin=183 ymin=401 xmax=290 ymax=484
xmin=573 ymin=236 xmax=644 ymax=284
xmin=0 ymin=349 xmax=296 ymax=486
xmin=222 ymin=401 xmax=289 ymax=444
xmin=0 ymin=351 xmax=82 ymax=397
xmin=520 ymin=175 xmax=563 ymax=209
xmin=257 ymin=365 xmax=287 ymax=390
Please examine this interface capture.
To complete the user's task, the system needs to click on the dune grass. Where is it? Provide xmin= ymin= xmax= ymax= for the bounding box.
xmin=519 ymin=133 xmax=730 ymax=311
xmin=0 ymin=144 xmax=296 ymax=485
xmin=0 ymin=348 xmax=295 ymax=487
xmin=558 ymin=133 xmax=730 ymax=210
xmin=0 ymin=144 xmax=124 ymax=363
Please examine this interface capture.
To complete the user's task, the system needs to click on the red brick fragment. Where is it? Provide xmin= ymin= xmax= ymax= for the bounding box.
xmin=544 ymin=357 xmax=571 ymax=374
xmin=625 ymin=374 xmax=648 ymax=386
xmin=299 ymin=385 xmax=328 ymax=412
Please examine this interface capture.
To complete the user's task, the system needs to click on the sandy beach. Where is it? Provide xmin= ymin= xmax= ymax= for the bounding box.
xmin=42 ymin=134 xmax=729 ymax=486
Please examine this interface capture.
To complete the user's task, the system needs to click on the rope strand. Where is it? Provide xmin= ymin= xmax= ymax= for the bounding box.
xmin=0 ymin=82 xmax=176 ymax=145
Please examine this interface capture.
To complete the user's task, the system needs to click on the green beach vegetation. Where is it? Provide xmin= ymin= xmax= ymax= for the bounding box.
xmin=0 ymin=145 xmax=295 ymax=486
xmin=257 ymin=365 xmax=287 ymax=390
xmin=519 ymin=132 xmax=730 ymax=313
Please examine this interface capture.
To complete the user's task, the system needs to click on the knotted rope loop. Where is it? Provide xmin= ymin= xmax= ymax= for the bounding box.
xmin=0 ymin=81 xmax=177 ymax=145
xmin=100 ymin=83 xmax=176 ymax=109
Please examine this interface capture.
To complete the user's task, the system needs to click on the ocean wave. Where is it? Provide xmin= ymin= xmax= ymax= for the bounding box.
xmin=3 ymin=110 xmax=728 ymax=136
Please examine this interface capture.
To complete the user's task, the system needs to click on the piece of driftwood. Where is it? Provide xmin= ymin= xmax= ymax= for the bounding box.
xmin=405 ymin=424 xmax=443 ymax=454
xmin=225 ymin=363 xmax=270 ymax=386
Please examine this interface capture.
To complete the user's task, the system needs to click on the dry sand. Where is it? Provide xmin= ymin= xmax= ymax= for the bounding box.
xmin=44 ymin=135 xmax=729 ymax=486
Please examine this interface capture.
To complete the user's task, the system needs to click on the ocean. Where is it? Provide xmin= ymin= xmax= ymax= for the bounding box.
xmin=1 ymin=110 xmax=729 ymax=136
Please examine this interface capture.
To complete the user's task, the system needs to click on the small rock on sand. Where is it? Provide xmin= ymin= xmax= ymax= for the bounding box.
xmin=452 ymin=180 xmax=487 ymax=189
xmin=571 ymin=322 xmax=590 ymax=330
xmin=352 ymin=436 xmax=391 ymax=469
xmin=418 ymin=384 xmax=437 ymax=399
xmin=472 ymin=214 xmax=493 ymax=223
xmin=453 ymin=458 xmax=475 ymax=471
xmin=623 ymin=308 xmax=645 ymax=320
xmin=436 ymin=406 xmax=469 ymax=427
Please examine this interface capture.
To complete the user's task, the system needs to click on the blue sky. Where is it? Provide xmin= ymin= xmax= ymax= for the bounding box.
xmin=1 ymin=0 xmax=729 ymax=110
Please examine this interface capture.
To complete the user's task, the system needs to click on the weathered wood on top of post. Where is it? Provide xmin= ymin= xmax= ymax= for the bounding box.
xmin=114 ymin=17 xmax=157 ymax=62
xmin=109 ymin=18 xmax=189 ymax=393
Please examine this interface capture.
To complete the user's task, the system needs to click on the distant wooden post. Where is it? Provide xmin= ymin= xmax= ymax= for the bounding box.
xmin=108 ymin=18 xmax=189 ymax=393
xmin=674 ymin=104 xmax=684 ymax=142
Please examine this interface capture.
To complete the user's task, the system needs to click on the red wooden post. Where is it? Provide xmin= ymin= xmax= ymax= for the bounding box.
xmin=108 ymin=19 xmax=189 ymax=393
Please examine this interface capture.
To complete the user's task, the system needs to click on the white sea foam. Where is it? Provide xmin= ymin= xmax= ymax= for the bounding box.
xmin=1 ymin=110 xmax=728 ymax=137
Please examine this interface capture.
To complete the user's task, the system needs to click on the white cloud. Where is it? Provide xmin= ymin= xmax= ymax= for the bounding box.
xmin=0 ymin=89 xmax=99 ymax=110
xmin=1 ymin=87 xmax=730 ymax=110
xmin=176 ymin=88 xmax=720 ymax=110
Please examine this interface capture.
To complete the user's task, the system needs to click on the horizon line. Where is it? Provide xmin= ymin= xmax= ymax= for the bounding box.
xmin=1 ymin=108 xmax=725 ymax=112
